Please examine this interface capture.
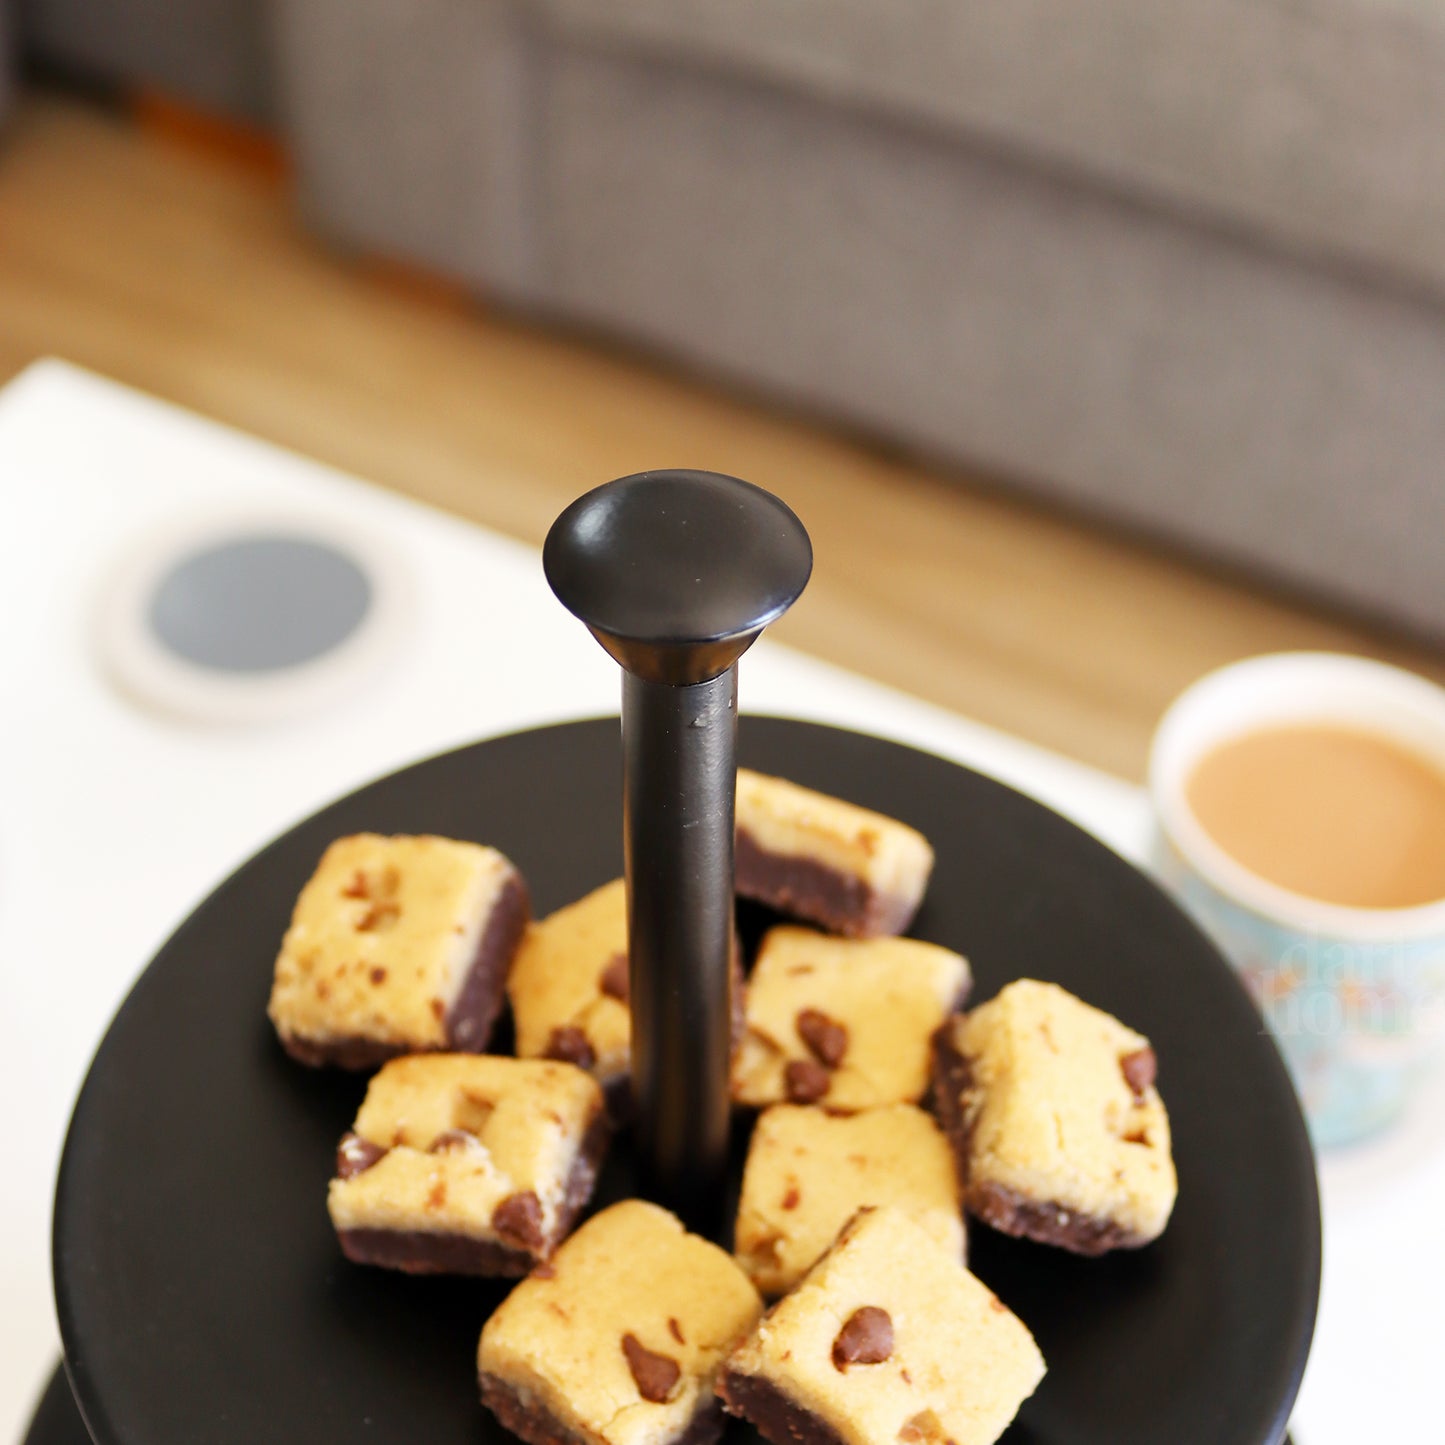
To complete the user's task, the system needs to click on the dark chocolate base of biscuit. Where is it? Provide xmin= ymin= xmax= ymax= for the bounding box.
xmin=481 ymin=1372 xmax=729 ymax=1445
xmin=446 ymin=870 xmax=530 ymax=1052
xmin=279 ymin=1034 xmax=412 ymax=1070
xmin=600 ymin=1071 xmax=634 ymax=1124
xmin=339 ymin=1227 xmax=539 ymax=1277
xmin=735 ymin=830 xmax=920 ymax=940
xmin=928 ymin=1025 xmax=974 ymax=1194
xmin=718 ymin=1367 xmax=849 ymax=1445
xmin=967 ymin=1181 xmax=1149 ymax=1256
xmin=337 ymin=1109 xmax=611 ymax=1277
xmin=278 ymin=872 xmax=530 ymax=1070
xmin=929 ymin=1027 xmax=1151 ymax=1257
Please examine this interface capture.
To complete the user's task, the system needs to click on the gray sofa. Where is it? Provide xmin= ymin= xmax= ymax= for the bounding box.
xmin=16 ymin=0 xmax=1445 ymax=639
xmin=0 ymin=0 xmax=11 ymax=123
xmin=21 ymin=0 xmax=273 ymax=119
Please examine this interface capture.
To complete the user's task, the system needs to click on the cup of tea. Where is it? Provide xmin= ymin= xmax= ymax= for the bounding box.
xmin=1149 ymin=652 xmax=1445 ymax=1146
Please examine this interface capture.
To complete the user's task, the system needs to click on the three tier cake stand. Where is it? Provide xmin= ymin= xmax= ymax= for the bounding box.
xmin=32 ymin=472 xmax=1316 ymax=1445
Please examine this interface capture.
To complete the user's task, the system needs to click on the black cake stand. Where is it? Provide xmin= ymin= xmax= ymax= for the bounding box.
xmin=33 ymin=473 xmax=1316 ymax=1445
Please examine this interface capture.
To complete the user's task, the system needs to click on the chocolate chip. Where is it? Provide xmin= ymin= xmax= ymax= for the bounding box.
xmin=356 ymin=902 xmax=400 ymax=932
xmin=782 ymin=1185 xmax=801 ymax=1211
xmin=493 ymin=1190 xmax=545 ymax=1253
xmin=369 ymin=966 xmax=387 ymax=986
xmin=796 ymin=1008 xmax=848 ymax=1067
xmin=784 ymin=1058 xmax=831 ymax=1103
xmin=668 ymin=1317 xmax=685 ymax=1345
xmin=1120 ymin=1048 xmax=1157 ymax=1100
xmin=600 ymin=952 xmax=630 ymax=1002
xmin=428 ymin=1129 xmax=478 ymax=1153
xmin=336 ymin=1132 xmax=386 ymax=1180
xmin=899 ymin=1410 xmax=949 ymax=1444
xmin=832 ymin=1307 xmax=894 ymax=1370
xmin=545 ymin=1026 xmax=597 ymax=1070
xmin=622 ymin=1334 xmax=681 ymax=1403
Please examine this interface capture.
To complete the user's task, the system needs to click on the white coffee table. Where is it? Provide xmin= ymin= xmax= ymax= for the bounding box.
xmin=0 ymin=361 xmax=1438 ymax=1445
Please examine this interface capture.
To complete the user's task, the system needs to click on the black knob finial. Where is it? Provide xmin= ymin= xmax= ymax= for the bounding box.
xmin=545 ymin=471 xmax=810 ymax=1231
xmin=544 ymin=469 xmax=812 ymax=685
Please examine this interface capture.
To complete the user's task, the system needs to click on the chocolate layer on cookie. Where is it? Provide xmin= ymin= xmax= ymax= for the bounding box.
xmin=735 ymin=771 xmax=934 ymax=938
xmin=328 ymin=1054 xmax=608 ymax=1276
xmin=270 ymin=833 xmax=529 ymax=1067
xmin=481 ymin=1374 xmax=729 ymax=1445
xmin=931 ymin=979 xmax=1176 ymax=1255
xmin=720 ymin=1206 xmax=1044 ymax=1445
xmin=717 ymin=1370 xmax=850 ymax=1445
xmin=479 ymin=1200 xmax=763 ymax=1445
xmin=732 ymin=927 xmax=970 ymax=1111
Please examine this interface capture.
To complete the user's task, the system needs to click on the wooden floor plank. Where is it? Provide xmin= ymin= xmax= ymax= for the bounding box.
xmin=3 ymin=88 xmax=1441 ymax=780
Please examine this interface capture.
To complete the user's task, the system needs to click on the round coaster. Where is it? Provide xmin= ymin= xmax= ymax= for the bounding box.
xmin=94 ymin=513 xmax=411 ymax=724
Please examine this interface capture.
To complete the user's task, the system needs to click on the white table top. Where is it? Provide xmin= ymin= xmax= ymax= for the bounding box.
xmin=0 ymin=361 xmax=1439 ymax=1444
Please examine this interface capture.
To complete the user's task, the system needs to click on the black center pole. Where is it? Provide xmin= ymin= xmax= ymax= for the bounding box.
xmin=544 ymin=471 xmax=811 ymax=1229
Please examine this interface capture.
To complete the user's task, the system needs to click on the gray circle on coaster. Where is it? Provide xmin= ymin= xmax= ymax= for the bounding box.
xmin=146 ymin=535 xmax=373 ymax=673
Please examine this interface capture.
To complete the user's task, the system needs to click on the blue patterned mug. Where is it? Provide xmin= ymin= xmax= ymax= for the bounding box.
xmin=1149 ymin=654 xmax=1445 ymax=1147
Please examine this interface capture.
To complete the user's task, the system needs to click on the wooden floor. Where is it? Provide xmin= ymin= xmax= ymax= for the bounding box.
xmin=3 ymin=89 xmax=1442 ymax=781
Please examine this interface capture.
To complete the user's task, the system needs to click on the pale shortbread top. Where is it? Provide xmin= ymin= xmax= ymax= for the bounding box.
xmin=509 ymin=879 xmax=630 ymax=1084
xmin=726 ymin=1206 xmax=1044 ymax=1445
xmin=732 ymin=928 xmax=969 ymax=1110
xmin=949 ymin=980 xmax=1177 ymax=1241
xmin=328 ymin=1054 xmax=602 ymax=1242
xmin=734 ymin=1105 xmax=965 ymax=1297
xmin=736 ymin=770 xmax=934 ymax=902
xmin=269 ymin=833 xmax=518 ymax=1051
xmin=479 ymin=1201 xmax=763 ymax=1445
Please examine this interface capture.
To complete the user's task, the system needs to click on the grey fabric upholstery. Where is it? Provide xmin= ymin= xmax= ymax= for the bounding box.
xmin=541 ymin=0 xmax=1445 ymax=306
xmin=273 ymin=0 xmax=543 ymax=302
xmin=274 ymin=0 xmax=1445 ymax=638
xmin=23 ymin=0 xmax=273 ymax=119
xmin=0 ymin=2 xmax=12 ymax=126
xmin=539 ymin=44 xmax=1445 ymax=636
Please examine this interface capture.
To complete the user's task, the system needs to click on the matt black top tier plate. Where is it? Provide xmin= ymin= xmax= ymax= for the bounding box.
xmin=53 ymin=717 xmax=1319 ymax=1445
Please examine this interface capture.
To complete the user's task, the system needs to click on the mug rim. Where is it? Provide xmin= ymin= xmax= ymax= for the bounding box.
xmin=1149 ymin=651 xmax=1445 ymax=943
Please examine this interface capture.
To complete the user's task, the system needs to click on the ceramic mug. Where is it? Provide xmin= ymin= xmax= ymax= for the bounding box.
xmin=1149 ymin=652 xmax=1445 ymax=1147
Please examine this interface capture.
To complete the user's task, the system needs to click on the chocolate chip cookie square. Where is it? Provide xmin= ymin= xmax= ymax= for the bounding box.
xmin=327 ymin=1054 xmax=608 ymax=1276
xmin=734 ymin=1104 xmax=965 ymax=1297
xmin=479 ymin=1200 xmax=764 ymax=1445
xmin=732 ymin=927 xmax=970 ymax=1111
xmin=269 ymin=833 xmax=528 ymax=1068
xmin=508 ymin=878 xmax=632 ymax=1109
xmin=720 ymin=1206 xmax=1045 ymax=1445
xmin=932 ymin=979 xmax=1177 ymax=1255
xmin=510 ymin=877 xmax=746 ymax=1118
xmin=735 ymin=770 xmax=934 ymax=938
